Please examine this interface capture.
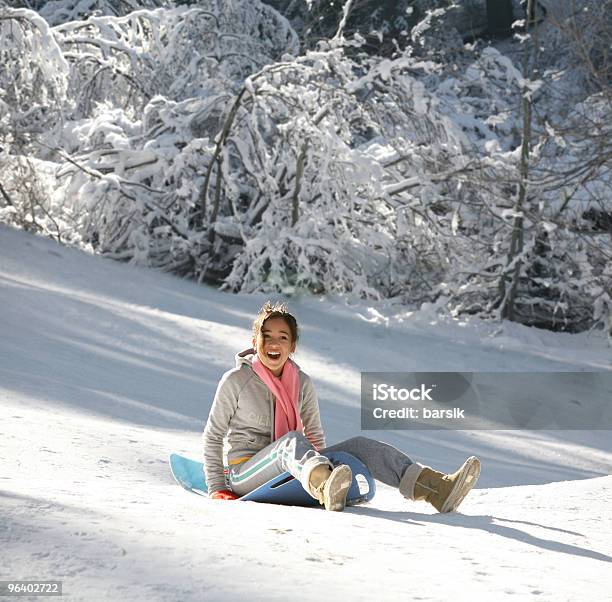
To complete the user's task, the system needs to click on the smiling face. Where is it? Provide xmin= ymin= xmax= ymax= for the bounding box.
xmin=253 ymin=316 xmax=296 ymax=377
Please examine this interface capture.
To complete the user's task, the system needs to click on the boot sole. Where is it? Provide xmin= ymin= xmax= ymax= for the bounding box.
xmin=323 ymin=464 xmax=352 ymax=512
xmin=440 ymin=456 xmax=481 ymax=513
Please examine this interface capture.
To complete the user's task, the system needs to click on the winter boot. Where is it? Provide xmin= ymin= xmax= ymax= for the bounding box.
xmin=308 ymin=464 xmax=353 ymax=512
xmin=400 ymin=456 xmax=480 ymax=513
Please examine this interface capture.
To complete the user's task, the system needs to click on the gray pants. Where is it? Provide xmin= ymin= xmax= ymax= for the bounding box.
xmin=228 ymin=431 xmax=414 ymax=497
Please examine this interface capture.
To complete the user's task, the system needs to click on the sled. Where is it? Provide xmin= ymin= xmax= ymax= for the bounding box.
xmin=169 ymin=450 xmax=376 ymax=507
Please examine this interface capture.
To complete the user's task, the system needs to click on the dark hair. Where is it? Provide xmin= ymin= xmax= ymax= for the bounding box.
xmin=252 ymin=301 xmax=299 ymax=344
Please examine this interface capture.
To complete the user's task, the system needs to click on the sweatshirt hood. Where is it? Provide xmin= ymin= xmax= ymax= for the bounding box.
xmin=235 ymin=348 xmax=256 ymax=369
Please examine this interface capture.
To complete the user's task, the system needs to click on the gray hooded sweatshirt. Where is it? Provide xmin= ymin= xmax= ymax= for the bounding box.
xmin=202 ymin=350 xmax=326 ymax=494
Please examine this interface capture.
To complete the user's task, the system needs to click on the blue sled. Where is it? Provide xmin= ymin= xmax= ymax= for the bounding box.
xmin=169 ymin=451 xmax=376 ymax=507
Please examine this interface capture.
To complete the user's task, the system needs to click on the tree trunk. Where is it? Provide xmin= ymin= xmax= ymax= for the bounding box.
xmin=486 ymin=0 xmax=514 ymax=38
xmin=500 ymin=0 xmax=535 ymax=321
xmin=0 ymin=181 xmax=14 ymax=206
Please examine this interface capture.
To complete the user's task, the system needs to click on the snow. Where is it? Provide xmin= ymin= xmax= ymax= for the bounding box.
xmin=1 ymin=223 xmax=611 ymax=601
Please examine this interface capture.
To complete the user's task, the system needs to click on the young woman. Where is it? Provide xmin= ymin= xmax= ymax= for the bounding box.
xmin=203 ymin=302 xmax=481 ymax=512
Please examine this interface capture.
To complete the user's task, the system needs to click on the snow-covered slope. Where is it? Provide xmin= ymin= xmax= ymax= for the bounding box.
xmin=1 ymin=225 xmax=611 ymax=601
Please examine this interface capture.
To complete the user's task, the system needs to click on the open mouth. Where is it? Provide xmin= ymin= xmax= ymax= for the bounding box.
xmin=267 ymin=351 xmax=281 ymax=360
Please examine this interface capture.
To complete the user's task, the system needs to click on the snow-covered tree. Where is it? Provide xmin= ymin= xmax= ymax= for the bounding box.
xmin=496 ymin=0 xmax=612 ymax=332
xmin=0 ymin=7 xmax=69 ymax=152
xmin=0 ymin=0 xmax=609 ymax=335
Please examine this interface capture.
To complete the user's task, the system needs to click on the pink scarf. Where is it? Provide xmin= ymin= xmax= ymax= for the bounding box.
xmin=252 ymin=354 xmax=302 ymax=440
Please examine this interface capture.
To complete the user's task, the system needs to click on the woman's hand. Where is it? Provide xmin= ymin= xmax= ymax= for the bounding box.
xmin=210 ymin=489 xmax=239 ymax=500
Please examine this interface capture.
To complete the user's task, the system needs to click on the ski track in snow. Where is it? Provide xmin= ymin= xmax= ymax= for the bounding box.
xmin=1 ymin=225 xmax=611 ymax=601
